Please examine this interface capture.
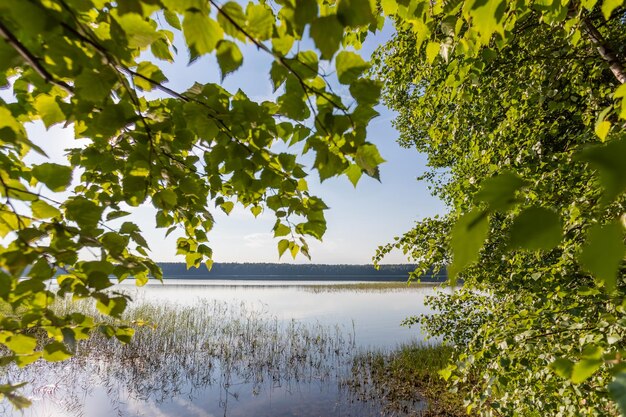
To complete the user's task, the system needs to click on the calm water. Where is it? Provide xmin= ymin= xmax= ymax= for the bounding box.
xmin=125 ymin=279 xmax=441 ymax=349
xmin=3 ymin=280 xmax=449 ymax=417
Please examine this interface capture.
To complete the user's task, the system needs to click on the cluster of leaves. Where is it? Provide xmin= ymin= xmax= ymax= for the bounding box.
xmin=0 ymin=0 xmax=388 ymax=407
xmin=372 ymin=0 xmax=626 ymax=415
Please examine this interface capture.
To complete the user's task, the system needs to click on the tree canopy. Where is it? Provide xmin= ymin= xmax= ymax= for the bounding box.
xmin=372 ymin=0 xmax=626 ymax=415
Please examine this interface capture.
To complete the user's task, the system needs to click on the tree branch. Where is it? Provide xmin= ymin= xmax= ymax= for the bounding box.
xmin=0 ymin=19 xmax=73 ymax=92
xmin=580 ymin=16 xmax=626 ymax=84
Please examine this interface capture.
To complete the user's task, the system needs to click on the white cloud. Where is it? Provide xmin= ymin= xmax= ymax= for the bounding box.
xmin=243 ymin=232 xmax=274 ymax=248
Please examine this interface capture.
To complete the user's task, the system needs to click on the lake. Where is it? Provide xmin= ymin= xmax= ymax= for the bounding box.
xmin=3 ymin=280 xmax=449 ymax=417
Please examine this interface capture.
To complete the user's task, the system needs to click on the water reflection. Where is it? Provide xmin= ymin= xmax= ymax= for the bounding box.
xmin=4 ymin=281 xmax=445 ymax=417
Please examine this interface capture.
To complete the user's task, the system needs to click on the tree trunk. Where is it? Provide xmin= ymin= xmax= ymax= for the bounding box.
xmin=581 ymin=16 xmax=626 ymax=84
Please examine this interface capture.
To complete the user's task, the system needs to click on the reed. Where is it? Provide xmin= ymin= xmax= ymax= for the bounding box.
xmin=6 ymin=298 xmax=361 ymax=416
xmin=303 ymin=282 xmax=440 ymax=293
xmin=346 ymin=343 xmax=468 ymax=416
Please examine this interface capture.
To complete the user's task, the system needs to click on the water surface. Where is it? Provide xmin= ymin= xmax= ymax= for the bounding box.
xmin=4 ymin=279 xmax=448 ymax=417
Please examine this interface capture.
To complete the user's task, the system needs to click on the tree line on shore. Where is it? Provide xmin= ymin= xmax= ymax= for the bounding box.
xmin=157 ymin=262 xmax=446 ymax=281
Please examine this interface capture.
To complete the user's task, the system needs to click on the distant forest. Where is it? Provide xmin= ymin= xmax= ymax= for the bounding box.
xmin=157 ymin=263 xmax=446 ymax=282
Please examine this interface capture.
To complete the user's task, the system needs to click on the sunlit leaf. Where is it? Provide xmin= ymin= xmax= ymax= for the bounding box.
xmin=335 ymin=51 xmax=369 ymax=84
xmin=33 ymin=94 xmax=65 ymax=129
xmin=183 ymin=11 xmax=222 ymax=58
xmin=43 ymin=341 xmax=72 ymax=362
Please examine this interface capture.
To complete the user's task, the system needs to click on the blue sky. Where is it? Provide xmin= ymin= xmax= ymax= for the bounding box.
xmin=18 ymin=18 xmax=447 ymax=265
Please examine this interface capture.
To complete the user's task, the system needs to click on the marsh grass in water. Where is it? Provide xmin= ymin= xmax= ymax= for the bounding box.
xmin=2 ymin=287 xmax=447 ymax=416
xmin=303 ymin=282 xmax=440 ymax=293
xmin=347 ymin=343 xmax=468 ymax=417
xmin=3 ymin=298 xmax=372 ymax=416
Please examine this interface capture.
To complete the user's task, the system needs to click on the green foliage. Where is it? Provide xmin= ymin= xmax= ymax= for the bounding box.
xmin=0 ymin=0 xmax=385 ymax=406
xmin=373 ymin=0 xmax=626 ymax=415
xmin=610 ymin=372 xmax=626 ymax=416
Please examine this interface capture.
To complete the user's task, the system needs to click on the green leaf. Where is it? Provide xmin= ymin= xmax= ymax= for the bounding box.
xmin=246 ymin=3 xmax=273 ymax=41
xmin=601 ymin=0 xmax=623 ymax=19
xmin=335 ymin=51 xmax=369 ymax=84
xmin=183 ymin=11 xmax=222 ymax=57
xmin=550 ymin=358 xmax=574 ymax=379
xmin=216 ymin=40 xmax=243 ymax=80
xmin=31 ymin=200 xmax=61 ymax=219
xmin=0 ymin=212 xmax=30 ymax=237
xmin=33 ymin=94 xmax=65 ymax=129
xmin=32 ymin=163 xmax=73 ymax=192
xmin=183 ymin=102 xmax=219 ymax=139
xmin=75 ymin=69 xmax=115 ymax=102
xmin=577 ymin=136 xmax=626 ymax=205
xmin=0 ymin=107 xmax=26 ymax=143
xmin=299 ymin=220 xmax=326 ymax=239
xmin=217 ymin=2 xmax=246 ymax=41
xmin=578 ymin=221 xmax=625 ymax=292
xmin=96 ymin=296 xmax=127 ymax=318
xmin=107 ymin=210 xmax=130 ymax=220
xmin=355 ymin=143 xmax=385 ymax=177
xmin=310 ymin=16 xmax=344 ymax=60
xmin=344 ymin=164 xmax=362 ymax=187
xmin=475 ymin=171 xmax=527 ymax=212
xmin=464 ymin=0 xmax=506 ymax=42
xmin=609 ymin=372 xmax=626 ymax=416
xmin=250 ymin=206 xmax=262 ymax=217
xmin=4 ymin=334 xmax=37 ymax=355
xmin=14 ymin=352 xmax=41 ymax=367
xmin=64 ymin=197 xmax=103 ymax=229
xmin=0 ymin=382 xmax=31 ymax=409
xmin=278 ymin=80 xmax=309 ymax=120
xmin=272 ymin=30 xmax=294 ymax=55
xmin=205 ymin=259 xmax=214 ymax=271
xmin=116 ymin=12 xmax=160 ymax=48
xmin=350 ymin=79 xmax=381 ymax=106
xmin=220 ymin=201 xmax=234 ymax=214
xmin=448 ymin=209 xmax=489 ymax=281
xmin=425 ymin=41 xmax=440 ymax=63
xmin=1 ymin=178 xmax=36 ymax=201
xmin=43 ymin=341 xmax=72 ymax=362
xmin=101 ymin=232 xmax=130 ymax=257
xmin=153 ymin=189 xmax=178 ymax=210
xmin=337 ymin=0 xmax=375 ymax=27
xmin=114 ymin=326 xmax=134 ymax=344
xmin=274 ymin=223 xmax=291 ymax=237
xmin=270 ymin=61 xmax=288 ymax=91
xmin=293 ymin=0 xmax=318 ymax=31
xmin=289 ymin=242 xmax=300 ymax=258
xmin=595 ymin=120 xmax=611 ymax=141
xmin=277 ymin=239 xmax=289 ymax=257
xmin=134 ymin=61 xmax=167 ymax=91
xmin=509 ymin=206 xmax=562 ymax=251
xmin=185 ymin=252 xmax=203 ymax=269
xmin=163 ymin=9 xmax=181 ymax=29
xmin=571 ymin=358 xmax=603 ymax=384
xmin=151 ymin=37 xmax=174 ymax=62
